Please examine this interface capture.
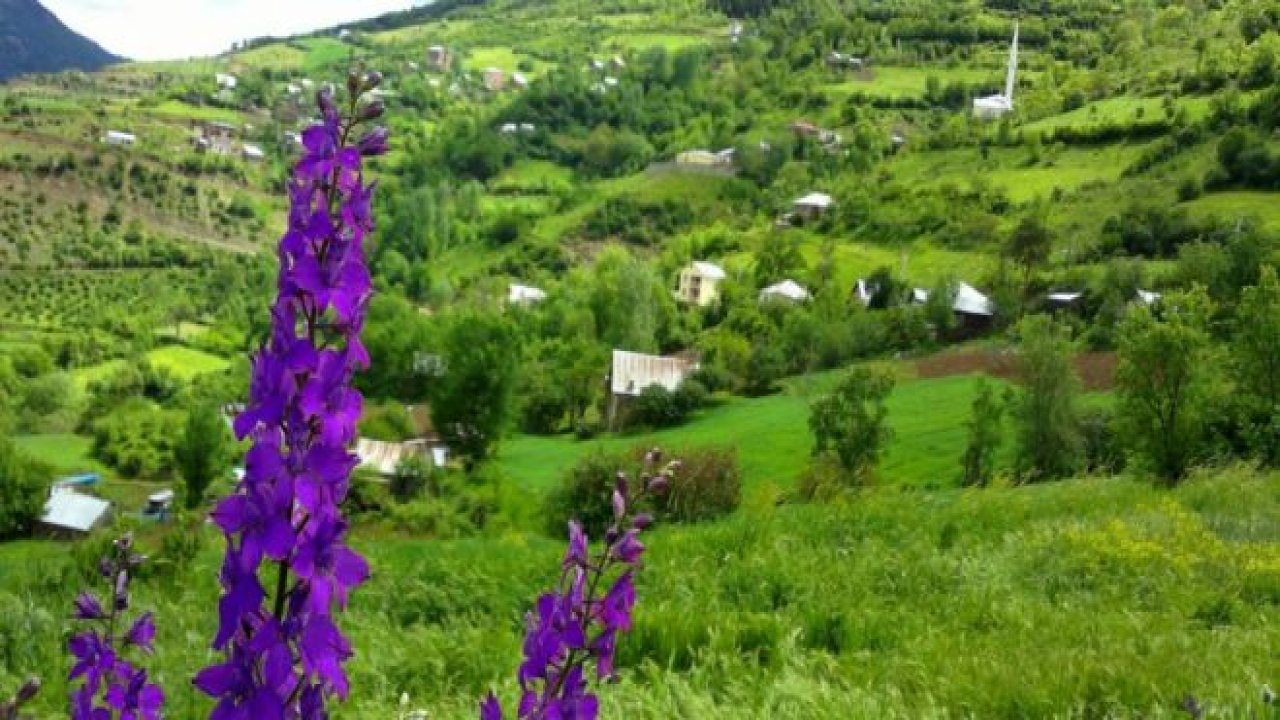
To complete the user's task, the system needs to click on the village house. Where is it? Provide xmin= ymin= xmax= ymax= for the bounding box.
xmin=675 ymin=261 xmax=727 ymax=307
xmin=194 ymin=121 xmax=237 ymax=155
xmin=790 ymin=120 xmax=841 ymax=147
xmin=511 ymin=72 xmax=530 ymax=90
xmin=609 ymin=56 xmax=626 ymax=71
xmin=41 ymin=490 xmax=111 ymax=537
xmin=1136 ymin=289 xmax=1161 ymax=305
xmin=241 ymin=144 xmax=266 ymax=162
xmin=793 ymin=191 xmax=835 ymax=220
xmin=606 ymin=350 xmax=699 ymax=429
xmin=356 ymin=404 xmax=450 ymax=475
xmin=482 ymin=67 xmax=506 ymax=91
xmin=760 ymin=279 xmax=811 ymax=304
xmin=143 ymin=489 xmax=175 ymax=520
xmin=507 ymin=282 xmax=547 ymax=307
xmin=427 ymin=45 xmax=452 ymax=71
xmin=730 ymin=20 xmax=744 ymax=43
xmin=215 ymin=72 xmax=238 ymax=90
xmin=826 ymin=51 xmax=864 ymax=70
xmin=1046 ymin=290 xmax=1084 ymax=312
xmin=104 ymin=130 xmax=136 ymax=147
xmin=911 ymin=281 xmax=996 ymax=334
xmin=675 ymin=149 xmax=736 ymax=168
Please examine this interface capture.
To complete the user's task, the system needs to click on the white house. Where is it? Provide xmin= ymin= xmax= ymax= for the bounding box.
xmin=41 ymin=492 xmax=111 ymax=536
xmin=854 ymin=278 xmax=878 ymax=306
xmin=911 ymin=282 xmax=994 ymax=317
xmin=793 ymin=192 xmax=835 ymax=220
xmin=973 ymin=22 xmax=1019 ymax=120
xmin=215 ymin=73 xmax=238 ymax=90
xmin=104 ymin=131 xmax=136 ymax=146
xmin=241 ymin=144 xmax=265 ymax=162
xmin=606 ymin=350 xmax=699 ymax=428
xmin=356 ymin=438 xmax=448 ymax=474
xmin=508 ymin=283 xmax=547 ymax=306
xmin=676 ymin=261 xmax=727 ymax=307
xmin=511 ymin=72 xmax=529 ymax=89
xmin=1136 ymin=289 xmax=1162 ymax=305
xmin=1046 ymin=290 xmax=1084 ymax=309
xmin=760 ymin=279 xmax=811 ymax=303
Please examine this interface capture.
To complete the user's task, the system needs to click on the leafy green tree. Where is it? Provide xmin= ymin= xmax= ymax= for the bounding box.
xmin=961 ymin=378 xmax=1005 ymax=487
xmin=1014 ymin=315 xmax=1083 ymax=482
xmin=390 ymin=456 xmax=437 ymax=503
xmin=1116 ymin=288 xmax=1219 ymax=484
xmin=0 ymin=439 xmax=50 ymax=540
xmin=808 ymin=367 xmax=895 ymax=483
xmin=1233 ymin=266 xmax=1280 ymax=465
xmin=1005 ymin=215 xmax=1053 ymax=296
xmin=587 ymin=247 xmax=671 ymax=353
xmin=754 ymin=234 xmax=806 ymax=289
xmin=429 ymin=311 xmax=521 ymax=466
xmin=174 ymin=403 xmax=233 ymax=510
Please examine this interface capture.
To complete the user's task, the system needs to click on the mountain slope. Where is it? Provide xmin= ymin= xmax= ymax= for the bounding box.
xmin=0 ymin=0 xmax=120 ymax=81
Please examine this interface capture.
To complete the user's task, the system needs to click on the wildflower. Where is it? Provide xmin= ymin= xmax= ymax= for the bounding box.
xmin=198 ymin=69 xmax=387 ymax=718
xmin=482 ymin=452 xmax=672 ymax=719
xmin=66 ymin=536 xmax=163 ymax=720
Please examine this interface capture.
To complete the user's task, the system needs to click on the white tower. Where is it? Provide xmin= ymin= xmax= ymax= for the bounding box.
xmin=973 ymin=21 xmax=1019 ymax=120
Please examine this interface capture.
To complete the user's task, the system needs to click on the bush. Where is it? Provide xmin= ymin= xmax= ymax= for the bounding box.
xmin=390 ymin=456 xmax=440 ymax=503
xmin=1080 ymin=407 xmax=1126 ymax=475
xmin=544 ymin=445 xmax=741 ymax=536
xmin=0 ymin=440 xmax=51 ymax=540
xmin=358 ymin=404 xmax=417 ymax=441
xmin=631 ymin=380 xmax=707 ymax=429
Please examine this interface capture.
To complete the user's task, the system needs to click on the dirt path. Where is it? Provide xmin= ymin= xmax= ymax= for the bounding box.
xmin=915 ymin=348 xmax=1117 ymax=392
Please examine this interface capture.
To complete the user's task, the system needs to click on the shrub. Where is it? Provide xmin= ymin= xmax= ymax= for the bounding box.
xmin=1080 ymin=407 xmax=1126 ymax=475
xmin=545 ymin=445 xmax=741 ymax=536
xmin=631 ymin=384 xmax=683 ymax=429
xmin=808 ymin=367 xmax=895 ymax=486
xmin=358 ymin=404 xmax=417 ymax=441
xmin=0 ymin=440 xmax=51 ymax=540
xmin=390 ymin=456 xmax=439 ymax=503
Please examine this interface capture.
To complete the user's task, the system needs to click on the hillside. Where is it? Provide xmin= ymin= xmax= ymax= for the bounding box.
xmin=0 ymin=0 xmax=120 ymax=81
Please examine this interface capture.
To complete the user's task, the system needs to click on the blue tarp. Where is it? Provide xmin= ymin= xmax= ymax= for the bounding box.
xmin=56 ymin=473 xmax=101 ymax=487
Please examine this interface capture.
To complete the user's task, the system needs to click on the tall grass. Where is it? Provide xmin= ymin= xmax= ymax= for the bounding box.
xmin=1 ymin=467 xmax=1277 ymax=717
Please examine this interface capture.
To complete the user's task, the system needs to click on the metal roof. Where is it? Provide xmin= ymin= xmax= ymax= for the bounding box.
xmin=610 ymin=350 xmax=697 ymax=397
xmin=794 ymin=192 xmax=834 ymax=208
xmin=508 ymin=283 xmax=547 ymax=305
xmin=954 ymin=282 xmax=994 ymax=316
xmin=761 ymin=279 xmax=810 ymax=302
xmin=42 ymin=493 xmax=110 ymax=533
xmin=355 ymin=439 xmax=446 ymax=475
xmin=690 ymin=261 xmax=726 ymax=280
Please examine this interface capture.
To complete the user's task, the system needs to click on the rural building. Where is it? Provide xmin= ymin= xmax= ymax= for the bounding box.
xmin=52 ymin=473 xmax=101 ymax=494
xmin=790 ymin=120 xmax=841 ymax=147
xmin=104 ymin=130 xmax=136 ymax=146
xmin=912 ymin=282 xmax=996 ymax=334
xmin=499 ymin=122 xmax=537 ymax=135
xmin=760 ymin=279 xmax=811 ymax=303
xmin=241 ymin=144 xmax=266 ymax=162
xmin=973 ymin=22 xmax=1019 ymax=120
xmin=676 ymin=261 xmax=727 ymax=307
xmin=143 ymin=489 xmax=174 ymax=520
xmin=286 ymin=83 xmax=302 ymax=95
xmin=41 ymin=491 xmax=111 ymax=536
xmin=793 ymin=192 xmax=835 ymax=220
xmin=676 ymin=149 xmax=736 ymax=168
xmin=1046 ymin=291 xmax=1084 ymax=311
xmin=195 ymin=121 xmax=237 ymax=155
xmin=215 ymin=73 xmax=238 ymax=90
xmin=853 ymin=278 xmax=878 ymax=306
xmin=427 ymin=45 xmax=452 ymax=71
xmin=609 ymin=56 xmax=626 ymax=71
xmin=508 ymin=283 xmax=547 ymax=307
xmin=511 ymin=72 xmax=529 ymax=89
xmin=730 ymin=20 xmax=744 ymax=42
xmin=355 ymin=438 xmax=449 ymax=475
xmin=1136 ymin=289 xmax=1161 ymax=305
xmin=826 ymin=51 xmax=864 ymax=70
xmin=482 ymin=67 xmax=506 ymax=91
xmin=412 ymin=352 xmax=446 ymax=377
xmin=606 ymin=350 xmax=699 ymax=429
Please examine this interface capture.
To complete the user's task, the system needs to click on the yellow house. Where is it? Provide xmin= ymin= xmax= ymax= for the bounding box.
xmin=676 ymin=261 xmax=727 ymax=307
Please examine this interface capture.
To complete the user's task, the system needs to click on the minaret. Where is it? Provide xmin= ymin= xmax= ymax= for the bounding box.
xmin=1004 ymin=21 xmax=1020 ymax=102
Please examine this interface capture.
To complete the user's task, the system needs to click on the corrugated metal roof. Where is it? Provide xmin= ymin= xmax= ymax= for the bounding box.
xmin=760 ymin=280 xmax=810 ymax=302
xmin=508 ymin=283 xmax=547 ymax=305
xmin=690 ymin=261 xmax=726 ymax=280
xmin=794 ymin=192 xmax=833 ymax=208
xmin=42 ymin=493 xmax=111 ymax=533
xmin=356 ymin=439 xmax=448 ymax=475
xmin=954 ymin=282 xmax=994 ymax=316
xmin=610 ymin=350 xmax=696 ymax=397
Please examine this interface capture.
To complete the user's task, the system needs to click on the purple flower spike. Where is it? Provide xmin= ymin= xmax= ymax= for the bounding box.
xmin=73 ymin=592 xmax=107 ymax=621
xmin=485 ymin=451 xmax=676 ymax=719
xmin=198 ymin=75 xmax=386 ymax=719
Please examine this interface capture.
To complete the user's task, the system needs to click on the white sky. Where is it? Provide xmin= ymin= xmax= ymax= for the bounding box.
xmin=41 ymin=0 xmax=424 ymax=61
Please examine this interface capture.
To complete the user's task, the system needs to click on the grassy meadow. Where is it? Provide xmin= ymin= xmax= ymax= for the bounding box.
xmin=1 ymin=467 xmax=1277 ymax=718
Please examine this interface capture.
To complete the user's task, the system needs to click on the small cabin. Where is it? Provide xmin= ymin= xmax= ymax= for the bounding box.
xmin=427 ymin=45 xmax=452 ymax=71
xmin=793 ymin=192 xmax=834 ymax=220
xmin=760 ymin=279 xmax=811 ymax=304
xmin=482 ymin=67 xmax=506 ymax=91
xmin=606 ymin=350 xmax=699 ymax=430
xmin=507 ymin=283 xmax=547 ymax=307
xmin=41 ymin=492 xmax=111 ymax=537
xmin=241 ymin=144 xmax=266 ymax=162
xmin=104 ymin=131 xmax=136 ymax=147
xmin=676 ymin=261 xmax=726 ymax=307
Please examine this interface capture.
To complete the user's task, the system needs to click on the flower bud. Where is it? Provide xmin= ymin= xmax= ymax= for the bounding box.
xmin=317 ymin=87 xmax=338 ymax=122
xmin=611 ymin=489 xmax=625 ymax=520
xmin=14 ymin=677 xmax=40 ymax=705
xmin=614 ymin=472 xmax=628 ymax=497
xmin=347 ymin=70 xmax=363 ymax=98
xmin=356 ymin=127 xmax=390 ymax=157
xmin=632 ymin=513 xmax=653 ymax=530
xmin=114 ymin=570 xmax=129 ymax=611
xmin=647 ymin=475 xmax=668 ymax=493
xmin=359 ymin=100 xmax=386 ymax=122
xmin=364 ymin=70 xmax=384 ymax=91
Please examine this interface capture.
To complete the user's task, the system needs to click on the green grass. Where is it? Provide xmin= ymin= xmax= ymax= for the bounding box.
xmin=825 ymin=65 xmax=996 ymax=100
xmin=497 ymin=372 xmax=1039 ymax=495
xmin=1182 ymin=190 xmax=1280 ymax=232
xmin=1021 ymin=95 xmax=1213 ymax=135
xmin=297 ymin=37 xmax=356 ymax=72
xmin=144 ymin=346 xmax=230 ymax=380
xmin=2 ymin=466 xmax=1278 ymax=718
xmin=12 ymin=434 xmax=102 ymax=475
xmin=606 ymin=32 xmax=712 ymax=53
xmin=490 ymin=160 xmax=575 ymax=194
xmin=145 ymin=100 xmax=243 ymax=124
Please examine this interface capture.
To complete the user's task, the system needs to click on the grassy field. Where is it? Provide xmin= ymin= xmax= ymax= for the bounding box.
xmin=497 ymin=372 xmax=1036 ymax=496
xmin=1 ymin=466 xmax=1277 ymax=718
xmin=12 ymin=433 xmax=102 ymax=475
xmin=71 ymin=346 xmax=229 ymax=388
xmin=1183 ymin=190 xmax=1280 ymax=232
xmin=825 ymin=65 xmax=996 ymax=100
xmin=1020 ymin=95 xmax=1213 ymax=135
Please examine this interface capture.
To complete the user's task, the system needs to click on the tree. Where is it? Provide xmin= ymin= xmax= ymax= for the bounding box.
xmin=961 ymin=378 xmax=1005 ymax=487
xmin=1233 ymin=267 xmax=1280 ymax=465
xmin=1116 ymin=288 xmax=1218 ymax=484
xmin=0 ymin=439 xmax=50 ymax=540
xmin=174 ymin=403 xmax=233 ymax=510
xmin=1005 ymin=215 xmax=1053 ymax=295
xmin=429 ymin=311 xmax=521 ymax=467
xmin=754 ymin=234 xmax=806 ymax=289
xmin=390 ymin=456 xmax=437 ymax=503
xmin=808 ymin=367 xmax=895 ymax=483
xmin=1013 ymin=315 xmax=1083 ymax=482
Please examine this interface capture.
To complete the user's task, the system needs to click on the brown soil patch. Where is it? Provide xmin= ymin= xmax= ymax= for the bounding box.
xmin=916 ymin=349 xmax=1117 ymax=392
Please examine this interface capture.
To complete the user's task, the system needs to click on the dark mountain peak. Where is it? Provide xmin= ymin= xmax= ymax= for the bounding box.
xmin=0 ymin=0 xmax=121 ymax=82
